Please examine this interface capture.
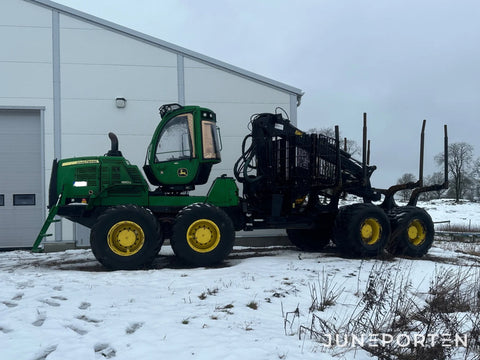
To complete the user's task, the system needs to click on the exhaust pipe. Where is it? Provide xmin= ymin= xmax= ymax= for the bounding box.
xmin=107 ymin=132 xmax=123 ymax=157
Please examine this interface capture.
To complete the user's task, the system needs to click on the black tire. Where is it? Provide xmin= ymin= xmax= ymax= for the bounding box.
xmin=287 ymin=214 xmax=334 ymax=251
xmin=287 ymin=229 xmax=331 ymax=251
xmin=90 ymin=205 xmax=162 ymax=270
xmin=333 ymin=203 xmax=390 ymax=257
xmin=387 ymin=206 xmax=434 ymax=257
xmin=170 ymin=203 xmax=235 ymax=266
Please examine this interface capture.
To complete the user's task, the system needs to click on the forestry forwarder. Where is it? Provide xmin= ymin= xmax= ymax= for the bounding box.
xmin=34 ymin=104 xmax=449 ymax=269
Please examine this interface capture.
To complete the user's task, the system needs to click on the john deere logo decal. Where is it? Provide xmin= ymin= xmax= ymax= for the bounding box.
xmin=177 ymin=168 xmax=188 ymax=177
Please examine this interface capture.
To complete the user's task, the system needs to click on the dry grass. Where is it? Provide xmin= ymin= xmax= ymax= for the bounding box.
xmin=246 ymin=301 xmax=258 ymax=310
xmin=296 ymin=264 xmax=480 ymax=359
xmin=308 ymin=268 xmax=345 ymax=312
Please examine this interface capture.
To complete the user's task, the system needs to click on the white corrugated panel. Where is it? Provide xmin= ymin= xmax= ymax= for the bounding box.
xmin=0 ymin=110 xmax=43 ymax=247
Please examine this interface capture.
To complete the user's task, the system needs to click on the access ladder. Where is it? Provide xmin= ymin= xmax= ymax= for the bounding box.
xmin=32 ymin=193 xmax=62 ymax=252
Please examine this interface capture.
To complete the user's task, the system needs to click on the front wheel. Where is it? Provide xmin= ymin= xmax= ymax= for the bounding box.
xmin=170 ymin=203 xmax=235 ymax=266
xmin=90 ymin=205 xmax=162 ymax=270
xmin=387 ymin=206 xmax=434 ymax=257
xmin=333 ymin=203 xmax=390 ymax=257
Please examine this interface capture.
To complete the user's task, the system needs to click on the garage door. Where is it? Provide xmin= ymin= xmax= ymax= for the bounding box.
xmin=0 ymin=109 xmax=43 ymax=248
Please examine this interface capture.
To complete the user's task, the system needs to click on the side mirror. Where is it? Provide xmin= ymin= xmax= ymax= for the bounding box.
xmin=216 ymin=126 xmax=223 ymax=151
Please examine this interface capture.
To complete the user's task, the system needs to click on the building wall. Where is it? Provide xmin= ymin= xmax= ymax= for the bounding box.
xmin=0 ymin=0 xmax=53 ymax=155
xmin=0 ymin=0 xmax=299 ymax=245
xmin=0 ymin=0 xmax=53 ymax=105
xmin=0 ymin=0 xmax=53 ymax=247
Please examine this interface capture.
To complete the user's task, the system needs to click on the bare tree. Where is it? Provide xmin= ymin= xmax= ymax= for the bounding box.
xmin=309 ymin=127 xmax=360 ymax=157
xmin=435 ymin=142 xmax=474 ymax=202
xmin=344 ymin=139 xmax=361 ymax=157
xmin=423 ymin=172 xmax=447 ymax=200
xmin=474 ymin=157 xmax=480 ymax=178
xmin=308 ymin=127 xmax=335 ymax=137
xmin=473 ymin=158 xmax=480 ymax=201
xmin=396 ymin=173 xmax=417 ymax=202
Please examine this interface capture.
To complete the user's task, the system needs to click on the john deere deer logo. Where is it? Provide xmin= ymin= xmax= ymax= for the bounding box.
xmin=177 ymin=168 xmax=188 ymax=177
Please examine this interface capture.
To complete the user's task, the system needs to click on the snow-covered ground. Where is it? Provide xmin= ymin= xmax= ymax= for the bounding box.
xmin=1 ymin=200 xmax=479 ymax=360
xmin=419 ymin=199 xmax=480 ymax=229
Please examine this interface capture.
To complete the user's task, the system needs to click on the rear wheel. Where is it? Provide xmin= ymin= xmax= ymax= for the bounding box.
xmin=387 ymin=206 xmax=434 ymax=257
xmin=333 ymin=203 xmax=390 ymax=257
xmin=171 ymin=203 xmax=234 ymax=266
xmin=90 ymin=205 xmax=162 ymax=270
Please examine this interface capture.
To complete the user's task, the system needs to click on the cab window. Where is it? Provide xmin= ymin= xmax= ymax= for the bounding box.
xmin=202 ymin=120 xmax=221 ymax=160
xmin=155 ymin=114 xmax=195 ymax=162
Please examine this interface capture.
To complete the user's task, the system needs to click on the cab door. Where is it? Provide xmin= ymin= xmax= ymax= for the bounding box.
xmin=153 ymin=113 xmax=198 ymax=185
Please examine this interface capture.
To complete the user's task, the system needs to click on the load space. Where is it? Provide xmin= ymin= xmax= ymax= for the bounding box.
xmin=34 ymin=104 xmax=448 ymax=270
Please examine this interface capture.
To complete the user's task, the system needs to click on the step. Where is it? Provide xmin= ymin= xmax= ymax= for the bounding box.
xmin=43 ymin=241 xmax=76 ymax=253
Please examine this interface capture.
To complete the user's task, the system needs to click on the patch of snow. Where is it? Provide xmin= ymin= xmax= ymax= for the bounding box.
xmin=1 ymin=242 xmax=478 ymax=359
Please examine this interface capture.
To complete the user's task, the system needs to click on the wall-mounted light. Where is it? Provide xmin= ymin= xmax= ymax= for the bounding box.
xmin=115 ymin=97 xmax=126 ymax=108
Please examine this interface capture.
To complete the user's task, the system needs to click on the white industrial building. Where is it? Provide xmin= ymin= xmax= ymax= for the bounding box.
xmin=0 ymin=0 xmax=303 ymax=248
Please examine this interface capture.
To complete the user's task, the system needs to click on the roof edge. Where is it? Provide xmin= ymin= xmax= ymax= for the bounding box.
xmin=24 ymin=0 xmax=304 ymax=102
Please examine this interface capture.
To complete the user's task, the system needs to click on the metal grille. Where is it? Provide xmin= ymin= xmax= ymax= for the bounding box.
xmin=75 ymin=167 xmax=97 ymax=186
xmin=311 ymin=134 xmax=337 ymax=184
xmin=126 ymin=167 xmax=144 ymax=184
xmin=111 ymin=167 xmax=121 ymax=183
xmin=270 ymin=133 xmax=339 ymax=188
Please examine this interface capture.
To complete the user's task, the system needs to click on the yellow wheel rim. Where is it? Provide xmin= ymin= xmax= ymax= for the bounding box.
xmin=360 ymin=218 xmax=382 ymax=245
xmin=407 ymin=219 xmax=426 ymax=246
xmin=107 ymin=221 xmax=145 ymax=256
xmin=186 ymin=219 xmax=220 ymax=253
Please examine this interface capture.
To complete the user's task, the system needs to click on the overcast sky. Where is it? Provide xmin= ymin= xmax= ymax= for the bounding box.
xmin=53 ymin=0 xmax=480 ymax=188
